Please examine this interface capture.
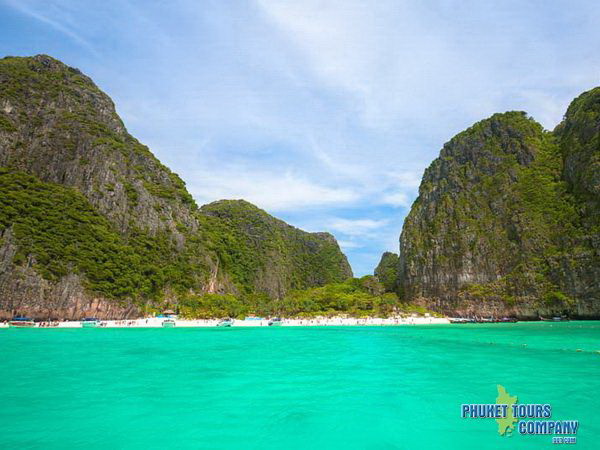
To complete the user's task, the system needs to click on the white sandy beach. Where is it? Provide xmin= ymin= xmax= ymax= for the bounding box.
xmin=0 ymin=316 xmax=450 ymax=328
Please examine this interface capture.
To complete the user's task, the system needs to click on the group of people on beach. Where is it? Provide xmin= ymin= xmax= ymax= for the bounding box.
xmin=112 ymin=320 xmax=136 ymax=326
xmin=37 ymin=321 xmax=60 ymax=327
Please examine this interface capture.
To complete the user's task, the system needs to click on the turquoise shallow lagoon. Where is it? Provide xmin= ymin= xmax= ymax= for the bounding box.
xmin=1 ymin=322 xmax=599 ymax=449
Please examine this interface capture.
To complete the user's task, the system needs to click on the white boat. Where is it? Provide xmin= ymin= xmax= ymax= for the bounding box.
xmin=81 ymin=318 xmax=100 ymax=328
xmin=268 ymin=318 xmax=283 ymax=326
xmin=162 ymin=319 xmax=176 ymax=328
xmin=541 ymin=316 xmax=570 ymax=322
xmin=217 ymin=319 xmax=233 ymax=327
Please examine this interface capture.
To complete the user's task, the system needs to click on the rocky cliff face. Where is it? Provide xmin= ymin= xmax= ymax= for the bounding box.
xmin=395 ymin=90 xmax=600 ymax=319
xmin=0 ymin=55 xmax=352 ymax=319
xmin=200 ymin=200 xmax=353 ymax=299
xmin=555 ymin=88 xmax=600 ymax=222
xmin=0 ymin=55 xmax=196 ymax=237
xmin=552 ymin=87 xmax=600 ymax=317
xmin=374 ymin=252 xmax=398 ymax=293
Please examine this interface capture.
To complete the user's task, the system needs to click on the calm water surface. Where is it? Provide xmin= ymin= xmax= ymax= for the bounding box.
xmin=1 ymin=322 xmax=599 ymax=449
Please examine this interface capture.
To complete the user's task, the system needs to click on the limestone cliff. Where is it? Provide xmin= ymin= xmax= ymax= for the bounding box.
xmin=394 ymin=90 xmax=600 ymax=318
xmin=200 ymin=200 xmax=353 ymax=299
xmin=374 ymin=252 xmax=398 ymax=293
xmin=0 ymin=55 xmax=352 ymax=319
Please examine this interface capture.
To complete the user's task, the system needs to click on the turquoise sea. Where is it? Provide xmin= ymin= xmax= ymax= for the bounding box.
xmin=1 ymin=322 xmax=599 ymax=449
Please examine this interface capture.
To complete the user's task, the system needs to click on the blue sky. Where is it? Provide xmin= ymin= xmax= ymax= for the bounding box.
xmin=1 ymin=1 xmax=599 ymax=276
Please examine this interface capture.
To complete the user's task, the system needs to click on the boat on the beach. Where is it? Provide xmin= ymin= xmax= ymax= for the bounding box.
xmin=540 ymin=316 xmax=570 ymax=322
xmin=449 ymin=318 xmax=476 ymax=324
xmin=268 ymin=318 xmax=283 ymax=326
xmin=81 ymin=318 xmax=100 ymax=328
xmin=217 ymin=319 xmax=233 ymax=327
xmin=9 ymin=317 xmax=36 ymax=328
xmin=162 ymin=318 xmax=176 ymax=328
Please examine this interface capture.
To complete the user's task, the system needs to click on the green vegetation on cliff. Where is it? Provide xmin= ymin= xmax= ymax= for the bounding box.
xmin=199 ymin=200 xmax=352 ymax=297
xmin=0 ymin=169 xmax=208 ymax=300
xmin=0 ymin=167 xmax=351 ymax=309
xmin=374 ymin=252 xmax=399 ymax=292
xmin=395 ymin=94 xmax=600 ymax=318
xmin=555 ymin=87 xmax=600 ymax=223
xmin=0 ymin=55 xmax=197 ymax=219
xmin=0 ymin=55 xmax=352 ymax=318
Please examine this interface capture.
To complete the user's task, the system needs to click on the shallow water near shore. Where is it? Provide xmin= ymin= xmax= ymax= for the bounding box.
xmin=1 ymin=322 xmax=599 ymax=449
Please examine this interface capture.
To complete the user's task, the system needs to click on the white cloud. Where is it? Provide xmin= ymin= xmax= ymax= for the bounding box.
xmin=257 ymin=0 xmax=600 ymax=133
xmin=387 ymin=171 xmax=423 ymax=189
xmin=327 ymin=218 xmax=389 ymax=237
xmin=379 ymin=191 xmax=410 ymax=208
xmin=337 ymin=240 xmax=363 ymax=250
xmin=188 ymin=168 xmax=359 ymax=212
